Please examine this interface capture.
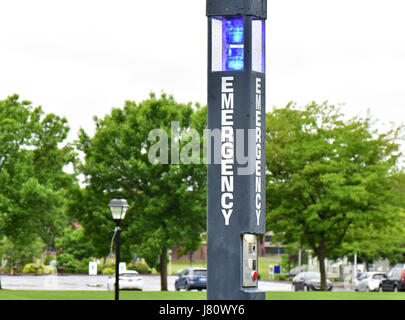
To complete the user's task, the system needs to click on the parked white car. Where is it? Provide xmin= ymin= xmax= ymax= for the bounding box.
xmin=107 ymin=270 xmax=143 ymax=291
xmin=354 ymin=272 xmax=385 ymax=292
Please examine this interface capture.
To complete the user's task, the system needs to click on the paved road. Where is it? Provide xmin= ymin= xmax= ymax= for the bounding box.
xmin=0 ymin=274 xmax=180 ymax=291
xmin=0 ymin=274 xmax=296 ymax=291
xmin=0 ymin=274 xmax=349 ymax=291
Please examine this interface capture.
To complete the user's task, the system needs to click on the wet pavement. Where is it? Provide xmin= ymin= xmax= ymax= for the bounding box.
xmin=0 ymin=274 xmax=178 ymax=291
xmin=0 ymin=274 xmax=347 ymax=291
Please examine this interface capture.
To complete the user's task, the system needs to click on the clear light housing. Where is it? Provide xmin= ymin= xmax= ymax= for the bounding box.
xmin=252 ymin=18 xmax=265 ymax=73
xmin=109 ymin=198 xmax=129 ymax=220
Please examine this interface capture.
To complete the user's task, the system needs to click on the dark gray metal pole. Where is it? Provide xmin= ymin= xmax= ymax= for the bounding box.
xmin=206 ymin=0 xmax=267 ymax=300
xmin=115 ymin=221 xmax=121 ymax=301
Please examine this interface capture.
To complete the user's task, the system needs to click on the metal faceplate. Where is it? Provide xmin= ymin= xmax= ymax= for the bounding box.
xmin=242 ymin=234 xmax=258 ymax=287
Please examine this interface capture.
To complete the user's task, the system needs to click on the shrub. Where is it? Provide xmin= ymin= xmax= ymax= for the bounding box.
xmin=42 ymin=265 xmax=53 ymax=274
xmin=129 ymin=260 xmax=152 ymax=274
xmin=274 ymin=274 xmax=287 ymax=281
xmin=56 ymin=253 xmax=79 ymax=273
xmin=76 ymin=258 xmax=92 ymax=274
xmin=0 ymin=266 xmax=8 ymax=274
xmin=102 ymin=267 xmax=115 ymax=275
xmin=22 ymin=264 xmax=44 ymax=274
xmin=43 ymin=254 xmax=55 ymax=266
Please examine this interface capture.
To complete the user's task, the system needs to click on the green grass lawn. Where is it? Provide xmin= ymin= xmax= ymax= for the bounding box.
xmin=1 ymin=290 xmax=405 ymax=300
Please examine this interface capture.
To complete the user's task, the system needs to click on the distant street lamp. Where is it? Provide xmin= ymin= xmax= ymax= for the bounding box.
xmin=109 ymin=198 xmax=129 ymax=301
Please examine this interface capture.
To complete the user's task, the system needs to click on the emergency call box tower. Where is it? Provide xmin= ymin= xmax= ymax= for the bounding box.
xmin=206 ymin=0 xmax=267 ymax=300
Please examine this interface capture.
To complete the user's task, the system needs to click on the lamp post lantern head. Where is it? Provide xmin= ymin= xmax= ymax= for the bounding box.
xmin=109 ymin=198 xmax=129 ymax=221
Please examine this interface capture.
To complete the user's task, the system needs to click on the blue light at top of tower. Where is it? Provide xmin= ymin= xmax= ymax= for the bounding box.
xmin=224 ymin=17 xmax=244 ymax=44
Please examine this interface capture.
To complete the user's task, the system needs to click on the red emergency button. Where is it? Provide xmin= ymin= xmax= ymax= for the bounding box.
xmin=252 ymin=271 xmax=258 ymax=281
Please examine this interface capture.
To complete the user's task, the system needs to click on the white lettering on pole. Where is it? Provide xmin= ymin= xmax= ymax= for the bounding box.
xmin=221 ymin=176 xmax=234 ymax=192
xmin=221 ymin=193 xmax=234 ymax=209
xmin=221 ymin=126 xmax=234 ymax=142
xmin=222 ymin=92 xmax=234 ymax=109
xmin=222 ymin=77 xmax=234 ymax=92
xmin=255 ymin=78 xmax=262 ymax=225
xmin=221 ymin=76 xmax=234 ymax=225
xmin=221 ymin=109 xmax=234 ymax=126
xmin=222 ymin=209 xmax=233 ymax=226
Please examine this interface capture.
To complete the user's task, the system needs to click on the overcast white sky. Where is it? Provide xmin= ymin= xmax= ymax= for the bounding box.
xmin=1 ymin=0 xmax=405 ymax=149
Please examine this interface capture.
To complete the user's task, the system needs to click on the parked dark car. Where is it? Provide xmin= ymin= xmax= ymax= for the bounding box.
xmin=380 ymin=266 xmax=405 ymax=292
xmin=175 ymin=267 xmax=207 ymax=291
xmin=292 ymin=271 xmax=333 ymax=291
xmin=286 ymin=266 xmax=307 ymax=279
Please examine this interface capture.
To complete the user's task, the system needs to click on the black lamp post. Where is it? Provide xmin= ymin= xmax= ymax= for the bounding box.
xmin=109 ymin=198 xmax=129 ymax=301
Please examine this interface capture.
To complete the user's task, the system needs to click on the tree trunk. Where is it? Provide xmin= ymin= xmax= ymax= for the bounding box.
xmin=160 ymin=247 xmax=168 ymax=291
xmin=363 ymin=254 xmax=369 ymax=272
xmin=318 ymin=247 xmax=327 ymax=291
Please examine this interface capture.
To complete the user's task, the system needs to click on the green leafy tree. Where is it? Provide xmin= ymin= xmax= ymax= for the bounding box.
xmin=55 ymin=227 xmax=97 ymax=261
xmin=70 ymin=93 xmax=206 ymax=290
xmin=343 ymin=171 xmax=405 ymax=268
xmin=266 ymin=102 xmax=404 ymax=290
xmin=0 ymin=95 xmax=76 ymax=249
xmin=0 ymin=236 xmax=44 ymax=271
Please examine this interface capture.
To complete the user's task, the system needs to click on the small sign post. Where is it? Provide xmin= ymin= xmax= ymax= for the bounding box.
xmin=89 ymin=261 xmax=97 ymax=275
